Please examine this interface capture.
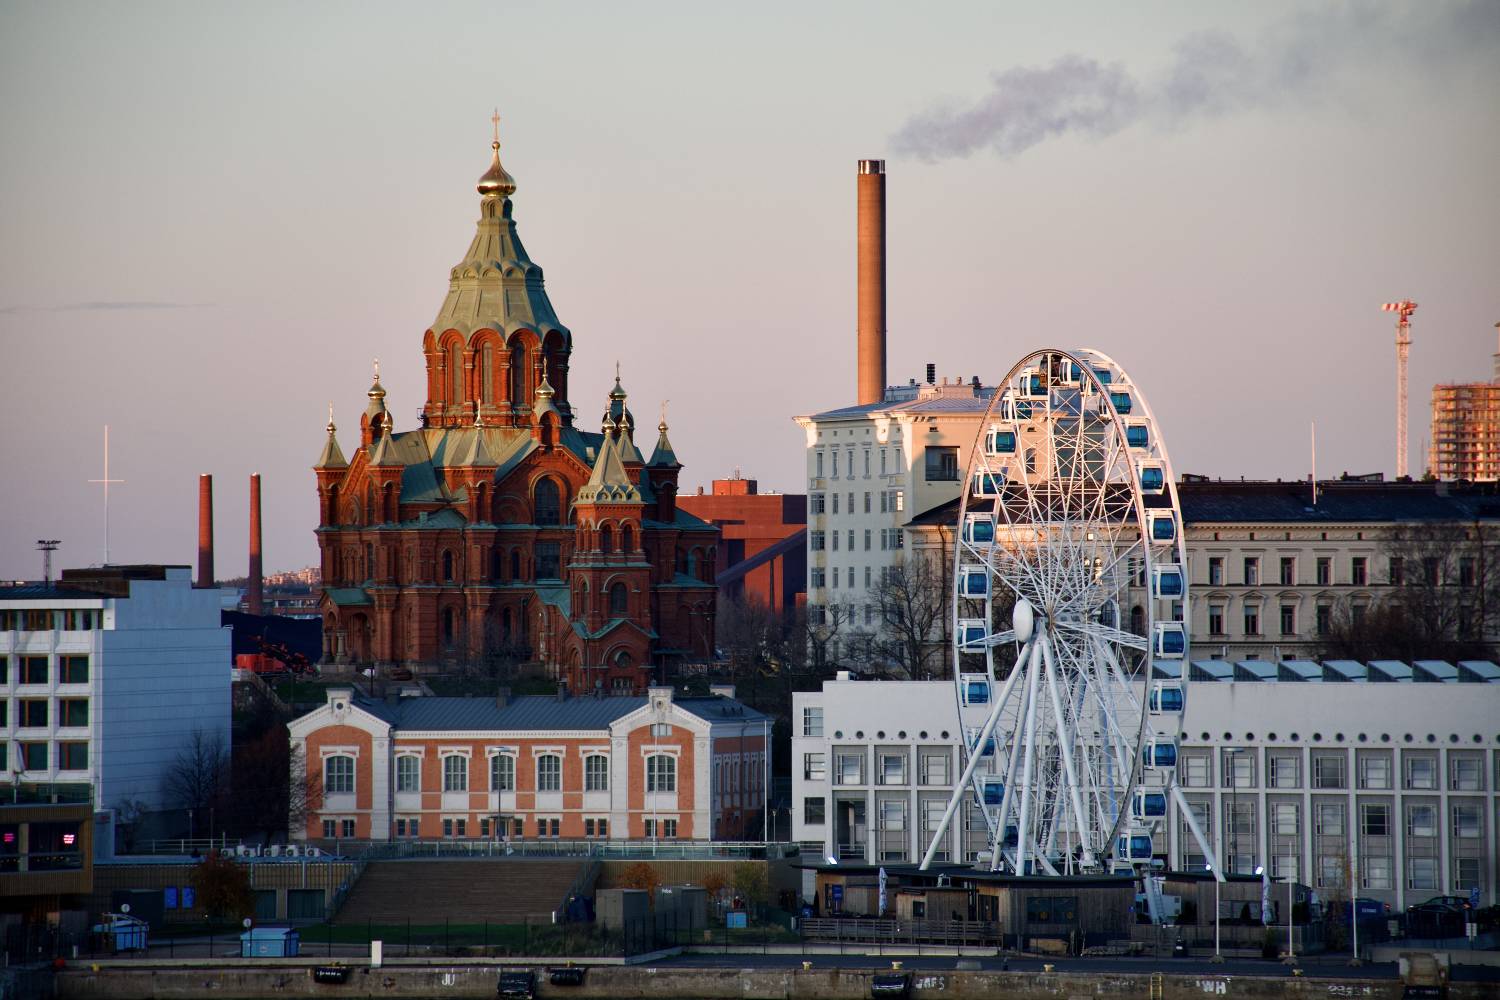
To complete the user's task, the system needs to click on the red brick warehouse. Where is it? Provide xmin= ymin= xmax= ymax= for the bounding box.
xmin=678 ymin=477 xmax=806 ymax=614
xmin=313 ymin=127 xmax=719 ymax=693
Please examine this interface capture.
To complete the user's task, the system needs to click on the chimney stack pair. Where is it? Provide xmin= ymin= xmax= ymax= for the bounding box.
xmin=195 ymin=472 xmax=264 ymax=615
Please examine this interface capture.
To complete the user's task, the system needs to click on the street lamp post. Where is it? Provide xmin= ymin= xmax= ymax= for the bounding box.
xmin=1350 ymin=858 xmax=1362 ymax=966
xmin=1287 ymin=876 xmax=1296 ymax=963
xmin=1207 ymin=863 xmax=1222 ymax=962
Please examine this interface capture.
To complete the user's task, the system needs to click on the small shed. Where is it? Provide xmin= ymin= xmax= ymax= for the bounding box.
xmin=596 ymin=887 xmax=650 ymax=931
xmin=92 ymin=913 xmax=149 ymax=952
xmin=655 ymin=884 xmax=707 ymax=933
xmin=240 ymin=926 xmax=300 ymax=957
xmin=961 ymin=873 xmax=1136 ymax=950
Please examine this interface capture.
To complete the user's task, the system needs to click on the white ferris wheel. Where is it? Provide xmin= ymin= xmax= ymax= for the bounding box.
xmin=919 ymin=349 xmax=1218 ymax=880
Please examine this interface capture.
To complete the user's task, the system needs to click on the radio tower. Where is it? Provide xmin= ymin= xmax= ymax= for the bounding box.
xmin=1382 ymin=300 xmax=1418 ymax=478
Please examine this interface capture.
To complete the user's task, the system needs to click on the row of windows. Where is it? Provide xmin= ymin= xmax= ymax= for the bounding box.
xmin=0 ymin=741 xmax=89 ymax=771
xmin=1179 ymin=749 xmax=1487 ymax=791
xmin=809 ymin=490 xmax=906 ymax=517
xmin=1186 ymin=799 xmax=1485 ymax=840
xmin=1181 ymin=801 xmax=1489 ymax=889
xmin=807 ymin=531 xmax=904 ymax=554
xmin=812 ymin=445 xmax=904 ymax=481
xmin=381 ymin=815 xmax=666 ymax=840
xmin=0 ymin=698 xmax=90 ymax=729
xmin=0 ymin=656 xmax=90 ymax=686
xmin=803 ymin=749 xmax=954 ymax=786
xmin=1205 ymin=554 xmax=1482 ymax=589
xmin=0 ymin=611 xmax=102 ymax=632
xmin=337 ymin=535 xmax=713 ymax=589
xmin=327 ymin=753 xmax=676 ymax=796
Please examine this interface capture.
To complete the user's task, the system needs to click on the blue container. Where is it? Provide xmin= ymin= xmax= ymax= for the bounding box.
xmin=240 ymin=926 xmax=300 ymax=958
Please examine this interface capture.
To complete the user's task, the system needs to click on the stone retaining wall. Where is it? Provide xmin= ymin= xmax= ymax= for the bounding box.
xmin=50 ymin=960 xmax=1496 ymax=1000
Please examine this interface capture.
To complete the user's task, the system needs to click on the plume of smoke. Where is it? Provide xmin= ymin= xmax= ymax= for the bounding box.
xmin=892 ymin=2 xmax=1500 ymax=162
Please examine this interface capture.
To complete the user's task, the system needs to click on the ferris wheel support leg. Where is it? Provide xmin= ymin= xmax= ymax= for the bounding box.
xmin=1170 ymin=783 xmax=1223 ymax=881
xmin=988 ymin=668 xmax=1033 ymax=871
xmin=918 ymin=638 xmax=1033 ymax=870
xmin=1041 ymin=634 xmax=1097 ymax=868
xmin=1014 ymin=638 xmax=1046 ymax=876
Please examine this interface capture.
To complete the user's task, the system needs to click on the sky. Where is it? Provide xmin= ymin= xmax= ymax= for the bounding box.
xmin=1 ymin=1 xmax=1497 ymax=578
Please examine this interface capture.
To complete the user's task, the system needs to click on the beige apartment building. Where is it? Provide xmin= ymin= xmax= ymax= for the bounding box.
xmin=906 ymin=477 xmax=1500 ymax=663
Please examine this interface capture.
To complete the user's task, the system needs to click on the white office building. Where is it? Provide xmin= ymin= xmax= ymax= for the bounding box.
xmin=0 ymin=565 xmax=231 ymax=851
xmin=793 ymin=668 xmax=1500 ymax=911
xmin=794 ymin=374 xmax=995 ymax=661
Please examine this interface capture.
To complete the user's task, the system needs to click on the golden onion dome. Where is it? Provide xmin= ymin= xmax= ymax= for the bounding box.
xmin=478 ymin=140 xmax=517 ymax=199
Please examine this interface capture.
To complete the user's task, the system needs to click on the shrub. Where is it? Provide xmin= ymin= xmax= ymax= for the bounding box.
xmin=192 ymin=850 xmax=255 ymax=920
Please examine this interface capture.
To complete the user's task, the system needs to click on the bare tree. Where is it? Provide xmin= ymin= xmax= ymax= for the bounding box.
xmin=112 ymin=797 xmax=151 ymax=853
xmin=869 ymin=555 xmax=948 ymax=680
xmin=165 ymin=729 xmax=229 ymax=835
xmin=1321 ymin=521 xmax=1498 ymax=662
xmin=228 ymin=730 xmax=321 ymax=844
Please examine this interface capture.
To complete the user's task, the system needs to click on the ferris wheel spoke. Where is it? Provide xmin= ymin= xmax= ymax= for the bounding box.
xmin=1056 ymin=618 xmax=1148 ymax=652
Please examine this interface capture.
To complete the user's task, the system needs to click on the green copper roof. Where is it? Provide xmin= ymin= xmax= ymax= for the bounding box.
xmin=431 ymin=167 xmax=571 ymax=344
xmin=369 ymin=425 xmax=399 ymax=467
xmin=326 ymin=587 xmax=373 ymax=607
xmin=577 ymin=433 xmax=642 ymax=504
xmin=648 ymin=419 xmax=679 ymax=468
xmin=316 ymin=426 xmax=348 ymax=470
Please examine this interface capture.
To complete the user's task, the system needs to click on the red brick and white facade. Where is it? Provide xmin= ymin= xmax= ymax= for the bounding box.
xmin=289 ymin=685 xmax=768 ymax=843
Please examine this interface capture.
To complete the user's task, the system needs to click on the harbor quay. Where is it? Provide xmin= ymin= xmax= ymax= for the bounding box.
xmin=44 ymin=954 xmax=1500 ymax=1000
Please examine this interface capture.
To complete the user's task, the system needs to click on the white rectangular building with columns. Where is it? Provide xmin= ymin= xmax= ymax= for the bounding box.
xmin=793 ymin=669 xmax=1500 ymax=911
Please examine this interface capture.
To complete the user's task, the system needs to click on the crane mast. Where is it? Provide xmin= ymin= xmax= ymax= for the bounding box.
xmin=1383 ymin=300 xmax=1418 ymax=478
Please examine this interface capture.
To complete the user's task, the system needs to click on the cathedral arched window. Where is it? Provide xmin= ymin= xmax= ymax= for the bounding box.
xmin=609 ymin=582 xmax=628 ymax=616
xmin=442 ymin=550 xmax=455 ymax=582
xmin=1129 ymin=605 xmax=1145 ymax=636
xmin=510 ymin=549 xmax=521 ymax=580
xmin=447 ymin=341 xmax=463 ymax=405
xmin=510 ymin=342 xmax=527 ymax=404
xmin=686 ymin=549 xmax=699 ymax=579
xmin=490 ymin=547 xmax=503 ymax=581
xmin=600 ymin=524 xmax=614 ymax=555
xmin=442 ymin=606 xmax=457 ymax=648
xmin=622 ymin=524 xmax=635 ymax=553
xmin=534 ymin=478 xmax=561 ymax=525
xmin=501 ymin=608 xmax=513 ymax=643
xmin=481 ymin=342 xmax=494 ymax=404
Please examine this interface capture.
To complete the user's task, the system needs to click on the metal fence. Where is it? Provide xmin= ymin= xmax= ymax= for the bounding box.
xmin=142 ymin=838 xmax=800 ymax=862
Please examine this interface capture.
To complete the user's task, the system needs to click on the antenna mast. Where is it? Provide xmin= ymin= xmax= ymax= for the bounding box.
xmin=36 ymin=540 xmax=60 ymax=584
xmin=1382 ymin=300 xmax=1418 ymax=478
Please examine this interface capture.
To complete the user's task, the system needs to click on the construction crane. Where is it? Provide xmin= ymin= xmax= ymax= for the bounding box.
xmin=1382 ymin=299 xmax=1418 ymax=478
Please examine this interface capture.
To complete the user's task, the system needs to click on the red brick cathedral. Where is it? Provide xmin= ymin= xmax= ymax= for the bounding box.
xmin=313 ymin=128 xmax=718 ymax=693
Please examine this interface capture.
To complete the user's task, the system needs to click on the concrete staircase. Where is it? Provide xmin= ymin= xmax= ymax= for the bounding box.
xmin=333 ymin=859 xmax=591 ymax=925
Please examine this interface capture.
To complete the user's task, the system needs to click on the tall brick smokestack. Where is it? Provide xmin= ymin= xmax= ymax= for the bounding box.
xmin=196 ymin=474 xmax=214 ymax=588
xmin=248 ymin=473 xmax=264 ymax=615
xmin=857 ymin=159 xmax=887 ymax=406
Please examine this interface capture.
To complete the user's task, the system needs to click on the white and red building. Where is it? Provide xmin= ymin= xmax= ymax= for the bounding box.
xmin=288 ymin=685 xmax=768 ymax=842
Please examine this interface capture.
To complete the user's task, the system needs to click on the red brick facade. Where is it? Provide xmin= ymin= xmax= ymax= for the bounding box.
xmin=313 ymin=140 xmax=717 ymax=693
xmin=678 ymin=477 xmax=807 ymax=613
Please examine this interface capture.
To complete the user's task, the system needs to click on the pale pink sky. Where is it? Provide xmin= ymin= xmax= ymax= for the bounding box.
xmin=2 ymin=2 xmax=1497 ymax=578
